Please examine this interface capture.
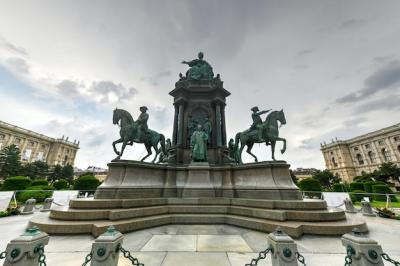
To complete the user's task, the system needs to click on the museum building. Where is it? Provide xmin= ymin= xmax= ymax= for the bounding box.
xmin=0 ymin=120 xmax=79 ymax=166
xmin=320 ymin=123 xmax=400 ymax=182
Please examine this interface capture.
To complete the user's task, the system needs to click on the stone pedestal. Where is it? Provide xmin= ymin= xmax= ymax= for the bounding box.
xmin=182 ymin=162 xmax=215 ymax=197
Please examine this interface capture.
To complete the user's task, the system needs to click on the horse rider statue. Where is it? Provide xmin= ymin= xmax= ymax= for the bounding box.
xmin=250 ymin=106 xmax=272 ymax=141
xmin=137 ymin=106 xmax=150 ymax=143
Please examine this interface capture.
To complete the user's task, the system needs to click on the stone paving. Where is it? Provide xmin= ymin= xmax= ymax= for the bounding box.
xmin=0 ymin=213 xmax=399 ymax=265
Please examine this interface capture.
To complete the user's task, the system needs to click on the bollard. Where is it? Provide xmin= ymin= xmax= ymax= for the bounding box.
xmin=360 ymin=201 xmax=376 ymax=217
xmin=267 ymin=227 xmax=299 ymax=266
xmin=3 ymin=226 xmax=49 ymax=266
xmin=344 ymin=198 xmax=358 ymax=213
xmin=90 ymin=226 xmax=123 ymax=266
xmin=21 ymin=199 xmax=36 ymax=215
xmin=40 ymin=198 xmax=53 ymax=212
xmin=341 ymin=228 xmax=384 ymax=266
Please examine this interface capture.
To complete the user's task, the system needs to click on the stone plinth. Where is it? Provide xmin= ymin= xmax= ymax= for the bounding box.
xmin=94 ymin=160 xmax=301 ymax=200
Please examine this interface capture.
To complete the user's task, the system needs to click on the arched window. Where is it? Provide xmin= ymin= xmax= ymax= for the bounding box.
xmin=331 ymin=157 xmax=338 ymax=167
xmin=368 ymin=151 xmax=376 ymax=164
xmin=382 ymin=148 xmax=392 ymax=162
xmin=356 ymin=154 xmax=364 ymax=165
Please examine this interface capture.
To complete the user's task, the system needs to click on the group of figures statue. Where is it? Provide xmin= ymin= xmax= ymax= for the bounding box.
xmin=111 ymin=52 xmax=287 ymax=163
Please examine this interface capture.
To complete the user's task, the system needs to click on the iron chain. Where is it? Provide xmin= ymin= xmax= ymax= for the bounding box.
xmin=245 ymin=247 xmax=272 ymax=266
xmin=381 ymin=253 xmax=400 ymax=266
xmin=119 ymin=246 xmax=144 ymax=266
xmin=35 ymin=246 xmax=46 ymax=266
xmin=82 ymin=252 xmax=92 ymax=266
xmin=295 ymin=251 xmax=307 ymax=266
xmin=0 ymin=251 xmax=6 ymax=260
xmin=344 ymin=246 xmax=353 ymax=266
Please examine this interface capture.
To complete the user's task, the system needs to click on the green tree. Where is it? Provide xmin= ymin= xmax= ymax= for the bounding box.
xmin=22 ymin=161 xmax=49 ymax=179
xmin=0 ymin=145 xmax=22 ymax=178
xmin=289 ymin=170 xmax=298 ymax=185
xmin=61 ymin=164 xmax=74 ymax=181
xmin=49 ymin=165 xmax=63 ymax=182
xmin=312 ymin=169 xmax=340 ymax=189
xmin=73 ymin=175 xmax=100 ymax=192
xmin=376 ymin=162 xmax=400 ymax=182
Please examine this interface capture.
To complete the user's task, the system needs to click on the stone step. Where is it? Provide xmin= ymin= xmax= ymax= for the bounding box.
xmin=69 ymin=197 xmax=327 ymax=210
xmin=50 ymin=205 xmax=345 ymax=222
xmin=30 ymin=213 xmax=367 ymax=238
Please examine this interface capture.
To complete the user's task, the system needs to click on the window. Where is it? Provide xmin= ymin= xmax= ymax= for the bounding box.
xmin=22 ymin=149 xmax=32 ymax=160
xmin=382 ymin=148 xmax=392 ymax=162
xmin=36 ymin=151 xmax=44 ymax=161
xmin=330 ymin=151 xmax=334 ymax=155
xmin=365 ymin=144 xmax=370 ymax=149
xmin=368 ymin=151 xmax=376 ymax=164
xmin=15 ymin=138 xmax=21 ymax=144
xmin=29 ymin=141 xmax=35 ymax=146
xmin=331 ymin=157 xmax=338 ymax=167
xmin=356 ymin=154 xmax=364 ymax=165
xmin=394 ymin=136 xmax=399 ymax=142
xmin=353 ymin=147 xmax=359 ymax=151
xmin=40 ymin=144 xmax=46 ymax=149
xmin=378 ymin=140 xmax=385 ymax=145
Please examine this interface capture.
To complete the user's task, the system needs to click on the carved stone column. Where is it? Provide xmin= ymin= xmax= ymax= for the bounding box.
xmin=221 ymin=105 xmax=227 ymax=147
xmin=215 ymin=104 xmax=222 ymax=147
xmin=172 ymin=105 xmax=179 ymax=146
xmin=177 ymin=104 xmax=184 ymax=146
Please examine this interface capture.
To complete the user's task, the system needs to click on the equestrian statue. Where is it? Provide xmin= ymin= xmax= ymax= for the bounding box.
xmin=235 ymin=107 xmax=287 ymax=163
xmin=112 ymin=107 xmax=166 ymax=162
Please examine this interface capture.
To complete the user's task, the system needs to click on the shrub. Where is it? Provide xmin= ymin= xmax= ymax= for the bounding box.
xmin=31 ymin=179 xmax=49 ymax=187
xmin=17 ymin=185 xmax=54 ymax=203
xmin=363 ymin=181 xmax=385 ymax=194
xmin=350 ymin=190 xmax=366 ymax=202
xmin=53 ymin=179 xmax=69 ymax=190
xmin=73 ymin=175 xmax=100 ymax=192
xmin=350 ymin=182 xmax=364 ymax=191
xmin=332 ymin=183 xmax=346 ymax=192
xmin=1 ymin=176 xmax=31 ymax=191
xmin=372 ymin=185 xmax=398 ymax=202
xmin=298 ymin=178 xmax=322 ymax=197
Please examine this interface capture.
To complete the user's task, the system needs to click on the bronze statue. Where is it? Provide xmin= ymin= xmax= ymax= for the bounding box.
xmin=182 ymin=52 xmax=214 ymax=80
xmin=112 ymin=108 xmax=166 ymax=162
xmin=190 ymin=124 xmax=208 ymax=162
xmin=250 ymin=106 xmax=271 ymax=141
xmin=158 ymin=138 xmax=172 ymax=163
xmin=235 ymin=109 xmax=287 ymax=162
xmin=228 ymin=138 xmax=240 ymax=163
xmin=203 ymin=117 xmax=212 ymax=143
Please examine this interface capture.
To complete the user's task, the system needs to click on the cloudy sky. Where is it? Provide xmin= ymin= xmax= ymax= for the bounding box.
xmin=0 ymin=1 xmax=399 ymax=170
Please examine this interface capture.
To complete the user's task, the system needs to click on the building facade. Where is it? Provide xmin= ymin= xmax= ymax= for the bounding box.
xmin=0 ymin=120 xmax=79 ymax=166
xmin=321 ymin=123 xmax=400 ymax=182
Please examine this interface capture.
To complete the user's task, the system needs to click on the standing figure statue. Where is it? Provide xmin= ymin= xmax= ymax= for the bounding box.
xmin=250 ymin=106 xmax=271 ymax=141
xmin=182 ymin=52 xmax=214 ymax=80
xmin=228 ymin=138 xmax=240 ymax=163
xmin=235 ymin=109 xmax=287 ymax=162
xmin=158 ymin=138 xmax=172 ymax=163
xmin=112 ymin=108 xmax=166 ymax=163
xmin=190 ymin=124 xmax=208 ymax=162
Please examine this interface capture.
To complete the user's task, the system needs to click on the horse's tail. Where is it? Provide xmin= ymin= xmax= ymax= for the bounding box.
xmin=160 ymin=134 xmax=166 ymax=154
xmin=235 ymin=132 xmax=241 ymax=149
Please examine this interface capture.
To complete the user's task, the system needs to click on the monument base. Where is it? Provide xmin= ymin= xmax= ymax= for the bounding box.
xmin=94 ymin=160 xmax=302 ymax=200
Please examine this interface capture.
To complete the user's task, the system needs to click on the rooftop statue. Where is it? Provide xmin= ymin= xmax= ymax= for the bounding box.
xmin=182 ymin=52 xmax=214 ymax=80
xmin=112 ymin=107 xmax=166 ymax=162
xmin=235 ymin=108 xmax=287 ymax=162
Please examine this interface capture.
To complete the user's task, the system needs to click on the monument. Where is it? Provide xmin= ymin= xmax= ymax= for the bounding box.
xmin=30 ymin=52 xmax=367 ymax=237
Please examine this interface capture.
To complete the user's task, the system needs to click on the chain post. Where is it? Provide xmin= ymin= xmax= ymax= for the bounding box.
xmin=267 ymin=227 xmax=300 ymax=266
xmin=89 ymin=225 xmax=123 ymax=266
xmin=3 ymin=226 xmax=49 ymax=266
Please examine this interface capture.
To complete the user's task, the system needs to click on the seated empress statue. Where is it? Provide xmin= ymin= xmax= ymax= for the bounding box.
xmin=182 ymin=52 xmax=214 ymax=80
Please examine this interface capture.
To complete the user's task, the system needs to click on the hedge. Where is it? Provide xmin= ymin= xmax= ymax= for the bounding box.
xmin=363 ymin=181 xmax=385 ymax=194
xmin=73 ymin=175 xmax=100 ymax=192
xmin=53 ymin=179 xmax=69 ymax=190
xmin=298 ymin=178 xmax=322 ymax=197
xmin=349 ymin=182 xmax=364 ymax=191
xmin=332 ymin=183 xmax=346 ymax=192
xmin=31 ymin=179 xmax=49 ymax=187
xmin=1 ymin=176 xmax=31 ymax=191
xmin=350 ymin=190 xmax=366 ymax=202
xmin=372 ymin=185 xmax=398 ymax=202
xmin=17 ymin=185 xmax=54 ymax=203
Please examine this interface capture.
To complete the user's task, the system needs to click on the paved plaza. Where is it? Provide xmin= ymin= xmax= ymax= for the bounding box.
xmin=0 ymin=212 xmax=399 ymax=265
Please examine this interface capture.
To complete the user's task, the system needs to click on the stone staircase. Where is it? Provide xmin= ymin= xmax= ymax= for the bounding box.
xmin=30 ymin=197 xmax=367 ymax=238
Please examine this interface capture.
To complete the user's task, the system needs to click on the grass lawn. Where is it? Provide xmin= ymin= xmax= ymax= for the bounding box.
xmin=354 ymin=201 xmax=400 ymax=208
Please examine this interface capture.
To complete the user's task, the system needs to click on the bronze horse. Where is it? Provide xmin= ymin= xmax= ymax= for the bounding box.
xmin=112 ymin=108 xmax=166 ymax=162
xmin=235 ymin=110 xmax=286 ymax=162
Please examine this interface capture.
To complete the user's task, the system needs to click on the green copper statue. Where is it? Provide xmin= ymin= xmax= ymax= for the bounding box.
xmin=182 ymin=52 xmax=214 ymax=80
xmin=112 ymin=108 xmax=166 ymax=162
xmin=235 ymin=109 xmax=287 ymax=162
xmin=190 ymin=124 xmax=208 ymax=162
